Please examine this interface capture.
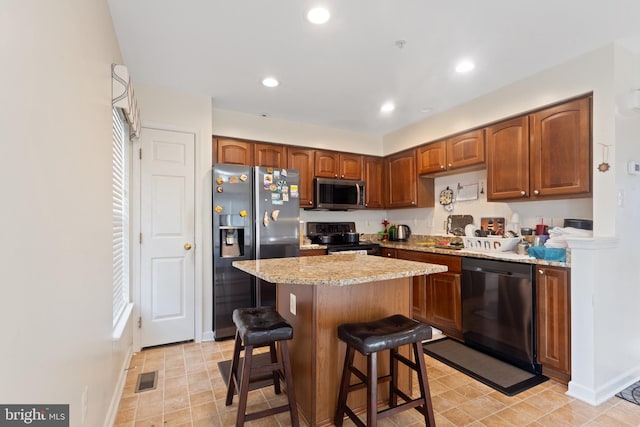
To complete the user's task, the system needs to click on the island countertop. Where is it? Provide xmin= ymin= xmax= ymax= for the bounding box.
xmin=232 ymin=253 xmax=448 ymax=286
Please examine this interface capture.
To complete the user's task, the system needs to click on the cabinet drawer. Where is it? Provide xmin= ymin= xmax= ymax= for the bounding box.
xmin=300 ymin=249 xmax=327 ymax=257
xmin=396 ymin=250 xmax=461 ymax=272
xmin=380 ymin=248 xmax=397 ymax=258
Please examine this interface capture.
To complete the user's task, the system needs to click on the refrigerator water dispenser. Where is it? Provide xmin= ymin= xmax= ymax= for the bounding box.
xmin=220 ymin=227 xmax=244 ymax=258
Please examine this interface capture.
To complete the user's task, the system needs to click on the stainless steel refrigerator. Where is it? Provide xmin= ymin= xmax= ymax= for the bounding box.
xmin=212 ymin=164 xmax=300 ymax=340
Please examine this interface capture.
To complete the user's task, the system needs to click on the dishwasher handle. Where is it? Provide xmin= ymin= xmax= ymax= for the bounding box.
xmin=469 ymin=266 xmax=514 ymax=275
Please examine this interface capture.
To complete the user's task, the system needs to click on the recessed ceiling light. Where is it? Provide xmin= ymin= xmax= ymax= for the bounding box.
xmin=420 ymin=107 xmax=434 ymax=114
xmin=262 ymin=77 xmax=279 ymax=88
xmin=380 ymin=102 xmax=395 ymax=113
xmin=455 ymin=60 xmax=475 ymax=73
xmin=307 ymin=7 xmax=330 ymax=24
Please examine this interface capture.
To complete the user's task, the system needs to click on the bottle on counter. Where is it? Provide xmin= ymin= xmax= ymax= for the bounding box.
xmin=388 ymin=224 xmax=397 ymax=241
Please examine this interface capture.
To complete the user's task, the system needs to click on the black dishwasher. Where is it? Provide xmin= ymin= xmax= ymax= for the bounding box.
xmin=461 ymin=257 xmax=541 ymax=374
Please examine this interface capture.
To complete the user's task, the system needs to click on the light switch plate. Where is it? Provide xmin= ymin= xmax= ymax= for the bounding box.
xmin=627 ymin=161 xmax=640 ymax=175
xmin=290 ymin=293 xmax=296 ymax=316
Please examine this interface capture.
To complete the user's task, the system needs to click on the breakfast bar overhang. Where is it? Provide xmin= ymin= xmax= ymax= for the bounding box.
xmin=233 ymin=254 xmax=447 ymax=426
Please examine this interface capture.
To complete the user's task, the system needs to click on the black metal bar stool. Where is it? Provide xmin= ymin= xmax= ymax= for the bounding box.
xmin=225 ymin=306 xmax=299 ymax=427
xmin=334 ymin=314 xmax=436 ymax=427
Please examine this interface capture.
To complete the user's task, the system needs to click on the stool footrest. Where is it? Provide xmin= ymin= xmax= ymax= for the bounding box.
xmin=244 ymin=403 xmax=293 ymax=422
xmin=345 ymin=374 xmax=392 ymax=394
xmin=378 ymin=398 xmax=426 ymax=419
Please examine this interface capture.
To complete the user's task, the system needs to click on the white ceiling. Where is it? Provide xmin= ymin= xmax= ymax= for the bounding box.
xmin=107 ymin=0 xmax=640 ymax=136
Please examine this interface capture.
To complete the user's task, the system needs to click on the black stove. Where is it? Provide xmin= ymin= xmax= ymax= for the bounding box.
xmin=306 ymin=222 xmax=380 ymax=255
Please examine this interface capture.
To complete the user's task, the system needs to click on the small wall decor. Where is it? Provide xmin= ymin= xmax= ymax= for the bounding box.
xmin=597 ymin=143 xmax=611 ymax=173
xmin=456 ymin=182 xmax=479 ymax=201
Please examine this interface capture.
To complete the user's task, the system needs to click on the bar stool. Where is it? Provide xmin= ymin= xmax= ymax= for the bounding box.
xmin=225 ymin=306 xmax=299 ymax=427
xmin=334 ymin=314 xmax=435 ymax=427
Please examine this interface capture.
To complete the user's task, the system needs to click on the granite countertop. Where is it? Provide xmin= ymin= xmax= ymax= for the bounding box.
xmin=233 ymin=253 xmax=448 ymax=286
xmin=299 ymin=235 xmax=570 ymax=268
xmin=379 ymin=240 xmax=570 ymax=268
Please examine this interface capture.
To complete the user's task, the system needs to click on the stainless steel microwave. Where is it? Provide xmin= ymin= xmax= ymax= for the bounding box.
xmin=312 ymin=177 xmax=366 ymax=210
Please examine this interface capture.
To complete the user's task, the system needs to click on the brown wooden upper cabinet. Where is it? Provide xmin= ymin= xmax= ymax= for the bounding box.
xmin=287 ymin=147 xmax=315 ymax=208
xmin=386 ymin=149 xmax=434 ymax=209
xmin=487 ymin=96 xmax=591 ymax=201
xmin=417 ymin=129 xmax=485 ymax=175
xmin=214 ymin=137 xmax=253 ymax=165
xmin=363 ymin=156 xmax=385 ymax=209
xmin=254 ymin=143 xmax=287 ymax=168
xmin=314 ymin=150 xmax=363 ymax=180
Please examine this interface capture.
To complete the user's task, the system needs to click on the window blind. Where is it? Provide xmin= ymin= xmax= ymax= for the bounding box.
xmin=112 ymin=107 xmax=130 ymax=327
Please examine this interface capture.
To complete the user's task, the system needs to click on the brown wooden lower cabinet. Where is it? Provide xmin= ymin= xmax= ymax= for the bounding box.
xmin=391 ymin=249 xmax=463 ymax=339
xmin=536 ymin=266 xmax=571 ymax=383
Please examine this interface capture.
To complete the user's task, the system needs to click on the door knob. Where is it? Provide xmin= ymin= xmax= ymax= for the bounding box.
xmin=184 ymin=243 xmax=192 ymax=250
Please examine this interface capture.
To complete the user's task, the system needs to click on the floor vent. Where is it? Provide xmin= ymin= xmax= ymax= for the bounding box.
xmin=135 ymin=371 xmax=158 ymax=393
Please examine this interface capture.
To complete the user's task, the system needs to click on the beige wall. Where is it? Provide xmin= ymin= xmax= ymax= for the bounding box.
xmin=0 ymin=0 xmax=130 ymax=425
xmin=213 ymin=108 xmax=382 ymax=156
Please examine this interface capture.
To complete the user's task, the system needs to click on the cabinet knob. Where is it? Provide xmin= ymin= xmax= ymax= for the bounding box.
xmin=387 ymin=253 xmax=392 ymax=257
xmin=341 ymin=174 xmax=344 ymax=179
xmin=334 ymin=174 xmax=338 ymax=178
xmin=448 ymin=163 xmax=452 ymax=168
xmin=538 ymin=269 xmax=544 ymax=275
xmin=440 ymin=165 xmax=445 ymax=169
xmin=533 ymin=189 xmax=540 ymax=195
xmin=411 ymin=201 xmax=415 ymax=205
xmin=308 ymin=200 xmax=313 ymax=205
xmin=520 ymin=190 xmax=526 ymax=196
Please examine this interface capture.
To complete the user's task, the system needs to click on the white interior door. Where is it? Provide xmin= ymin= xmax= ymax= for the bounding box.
xmin=139 ymin=128 xmax=195 ymax=348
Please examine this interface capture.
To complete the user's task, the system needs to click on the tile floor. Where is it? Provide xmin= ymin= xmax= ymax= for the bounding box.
xmin=113 ymin=340 xmax=640 ymax=426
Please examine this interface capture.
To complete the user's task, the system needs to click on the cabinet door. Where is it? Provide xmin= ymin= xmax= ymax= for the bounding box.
xmin=486 ymin=116 xmax=530 ymax=201
xmin=417 ymin=141 xmax=446 ymax=174
xmin=426 ymin=273 xmax=462 ymax=338
xmin=287 ymin=148 xmax=315 ymax=208
xmin=214 ymin=138 xmax=253 ymax=165
xmin=446 ymin=129 xmax=485 ymax=170
xmin=530 ymin=97 xmax=591 ymax=198
xmin=364 ymin=156 xmax=384 ymax=209
xmin=537 ymin=266 xmax=571 ymax=383
xmin=314 ymin=150 xmax=339 ymax=178
xmin=254 ymin=143 xmax=287 ymax=168
xmin=386 ymin=150 xmax=417 ymax=208
xmin=340 ymin=153 xmax=363 ymax=180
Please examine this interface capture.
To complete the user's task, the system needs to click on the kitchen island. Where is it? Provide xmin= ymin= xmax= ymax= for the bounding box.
xmin=233 ymin=254 xmax=447 ymax=426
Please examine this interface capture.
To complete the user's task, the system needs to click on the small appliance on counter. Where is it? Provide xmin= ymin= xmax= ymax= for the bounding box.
xmin=389 ymin=224 xmax=411 ymax=241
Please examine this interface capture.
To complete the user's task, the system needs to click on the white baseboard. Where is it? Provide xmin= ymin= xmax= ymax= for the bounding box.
xmin=103 ymin=345 xmax=134 ymax=427
xmin=567 ymin=367 xmax=640 ymax=406
xmin=201 ymin=330 xmax=214 ymax=342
